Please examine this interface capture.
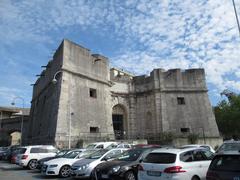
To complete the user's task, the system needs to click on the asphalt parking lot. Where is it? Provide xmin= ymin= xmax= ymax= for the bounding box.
xmin=0 ymin=161 xmax=72 ymax=180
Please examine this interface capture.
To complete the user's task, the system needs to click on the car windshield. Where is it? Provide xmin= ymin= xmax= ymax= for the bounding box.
xmin=180 ymin=145 xmax=196 ymax=149
xmin=63 ymin=151 xmax=81 ymax=159
xmin=217 ymin=143 xmax=240 ymax=152
xmin=209 ymin=155 xmax=240 ymax=172
xmin=76 ymin=150 xmax=97 ymax=159
xmin=86 ymin=149 xmax=108 ymax=159
xmin=86 ymin=144 xmax=97 ymax=149
xmin=116 ymin=149 xmax=143 ymax=161
xmin=0 ymin=147 xmax=8 ymax=151
xmin=56 ymin=150 xmax=68 ymax=157
xmin=16 ymin=148 xmax=27 ymax=154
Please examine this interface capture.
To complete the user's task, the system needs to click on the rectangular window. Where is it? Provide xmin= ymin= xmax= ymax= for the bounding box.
xmin=30 ymin=148 xmax=41 ymax=153
xmin=90 ymin=127 xmax=99 ymax=133
xmin=181 ymin=128 xmax=190 ymax=133
xmin=89 ymin=88 xmax=97 ymax=98
xmin=177 ymin=97 xmax=185 ymax=105
xmin=143 ymin=153 xmax=176 ymax=164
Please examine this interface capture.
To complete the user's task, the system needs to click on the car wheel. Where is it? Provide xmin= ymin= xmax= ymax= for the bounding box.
xmin=125 ymin=171 xmax=136 ymax=180
xmin=28 ymin=159 xmax=37 ymax=170
xmin=90 ymin=169 xmax=96 ymax=180
xmin=191 ymin=175 xmax=200 ymax=180
xmin=59 ymin=165 xmax=71 ymax=178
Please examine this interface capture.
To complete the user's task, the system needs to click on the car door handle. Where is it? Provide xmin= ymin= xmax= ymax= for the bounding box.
xmin=198 ymin=165 xmax=202 ymax=168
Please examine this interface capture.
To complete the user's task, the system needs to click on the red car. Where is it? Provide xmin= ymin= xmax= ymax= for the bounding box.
xmin=10 ymin=147 xmax=27 ymax=164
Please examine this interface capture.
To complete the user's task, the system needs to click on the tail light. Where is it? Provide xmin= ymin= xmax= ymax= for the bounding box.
xmin=138 ymin=165 xmax=144 ymax=171
xmin=21 ymin=155 xmax=28 ymax=159
xmin=164 ymin=166 xmax=186 ymax=173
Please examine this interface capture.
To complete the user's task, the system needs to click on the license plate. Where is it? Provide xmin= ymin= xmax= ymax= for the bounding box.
xmin=147 ymin=171 xmax=161 ymax=176
xmin=101 ymin=174 xmax=109 ymax=179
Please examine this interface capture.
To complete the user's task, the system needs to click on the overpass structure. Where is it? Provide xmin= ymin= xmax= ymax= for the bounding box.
xmin=0 ymin=107 xmax=29 ymax=146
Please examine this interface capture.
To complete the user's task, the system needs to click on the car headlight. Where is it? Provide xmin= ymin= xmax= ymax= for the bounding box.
xmin=78 ymin=164 xmax=90 ymax=170
xmin=49 ymin=164 xmax=58 ymax=168
xmin=112 ymin=166 xmax=121 ymax=173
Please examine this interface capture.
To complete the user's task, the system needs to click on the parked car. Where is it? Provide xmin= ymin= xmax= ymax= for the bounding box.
xmin=0 ymin=147 xmax=9 ymax=160
xmin=94 ymin=147 xmax=158 ymax=180
xmin=215 ymin=140 xmax=240 ymax=153
xmin=1 ymin=145 xmax=20 ymax=161
xmin=181 ymin=144 xmax=215 ymax=153
xmin=132 ymin=144 xmax=162 ymax=149
xmin=16 ymin=145 xmax=58 ymax=170
xmin=138 ymin=147 xmax=214 ymax=180
xmin=206 ymin=150 xmax=240 ymax=180
xmin=71 ymin=148 xmax=128 ymax=179
xmin=42 ymin=149 xmax=96 ymax=177
xmin=116 ymin=143 xmax=133 ymax=149
xmin=10 ymin=147 xmax=27 ymax=164
xmin=36 ymin=149 xmax=70 ymax=170
xmin=86 ymin=142 xmax=118 ymax=149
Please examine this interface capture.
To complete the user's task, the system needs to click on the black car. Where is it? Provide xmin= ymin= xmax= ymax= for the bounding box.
xmin=0 ymin=147 xmax=8 ymax=160
xmin=94 ymin=147 xmax=158 ymax=180
xmin=215 ymin=140 xmax=240 ymax=153
xmin=1 ymin=145 xmax=20 ymax=161
xmin=206 ymin=151 xmax=240 ymax=180
xmin=36 ymin=149 xmax=70 ymax=170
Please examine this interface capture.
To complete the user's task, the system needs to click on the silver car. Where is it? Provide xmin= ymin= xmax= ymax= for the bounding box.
xmin=71 ymin=148 xmax=128 ymax=178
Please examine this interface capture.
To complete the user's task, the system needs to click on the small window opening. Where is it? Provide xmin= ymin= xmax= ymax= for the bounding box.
xmin=181 ymin=128 xmax=190 ymax=133
xmin=177 ymin=97 xmax=185 ymax=105
xmin=90 ymin=127 xmax=99 ymax=133
xmin=89 ymin=88 xmax=97 ymax=98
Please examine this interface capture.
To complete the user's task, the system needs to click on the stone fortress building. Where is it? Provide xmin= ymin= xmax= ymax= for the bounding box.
xmin=27 ymin=39 xmax=220 ymax=147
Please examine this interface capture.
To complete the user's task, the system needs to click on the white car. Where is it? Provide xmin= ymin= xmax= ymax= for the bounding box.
xmin=138 ymin=147 xmax=214 ymax=180
xmin=42 ymin=149 xmax=96 ymax=177
xmin=71 ymin=148 xmax=128 ymax=178
xmin=181 ymin=144 xmax=215 ymax=153
xmin=16 ymin=145 xmax=58 ymax=170
xmin=85 ymin=142 xmax=118 ymax=149
xmin=116 ymin=143 xmax=133 ymax=149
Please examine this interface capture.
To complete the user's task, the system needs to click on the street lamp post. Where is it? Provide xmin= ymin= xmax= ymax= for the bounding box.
xmin=11 ymin=96 xmax=25 ymax=146
xmin=199 ymin=127 xmax=206 ymax=144
xmin=52 ymin=70 xmax=73 ymax=149
xmin=0 ymin=111 xmax=2 ymax=128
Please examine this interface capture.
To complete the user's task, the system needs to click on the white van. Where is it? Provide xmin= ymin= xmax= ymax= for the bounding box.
xmin=16 ymin=145 xmax=58 ymax=170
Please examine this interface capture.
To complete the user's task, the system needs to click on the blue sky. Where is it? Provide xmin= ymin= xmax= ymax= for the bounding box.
xmin=1 ymin=0 xmax=240 ymax=108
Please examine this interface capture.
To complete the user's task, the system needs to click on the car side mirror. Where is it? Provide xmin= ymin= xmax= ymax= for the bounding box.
xmin=101 ymin=157 xmax=108 ymax=161
xmin=139 ymin=159 xmax=143 ymax=163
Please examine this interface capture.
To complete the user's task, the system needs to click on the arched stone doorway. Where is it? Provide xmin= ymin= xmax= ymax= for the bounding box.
xmin=10 ymin=131 xmax=21 ymax=145
xmin=112 ymin=104 xmax=127 ymax=140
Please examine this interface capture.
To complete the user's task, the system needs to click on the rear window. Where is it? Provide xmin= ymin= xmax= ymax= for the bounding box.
xmin=209 ymin=155 xmax=240 ymax=172
xmin=30 ymin=148 xmax=41 ymax=153
xmin=217 ymin=143 xmax=240 ymax=152
xmin=30 ymin=147 xmax=57 ymax=153
xmin=18 ymin=148 xmax=26 ymax=154
xmin=143 ymin=153 xmax=176 ymax=164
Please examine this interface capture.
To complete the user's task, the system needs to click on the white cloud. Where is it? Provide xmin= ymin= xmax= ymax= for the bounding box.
xmin=1 ymin=0 xmax=240 ymax=106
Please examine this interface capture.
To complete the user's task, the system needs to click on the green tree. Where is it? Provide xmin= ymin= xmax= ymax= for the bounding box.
xmin=214 ymin=90 xmax=240 ymax=139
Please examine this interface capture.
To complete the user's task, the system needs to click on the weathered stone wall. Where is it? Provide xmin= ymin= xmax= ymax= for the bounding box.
xmin=54 ymin=40 xmax=114 ymax=148
xmin=158 ymin=69 xmax=219 ymax=137
xmin=28 ymin=39 xmax=220 ymax=147
xmin=27 ymin=42 xmax=64 ymax=145
xmin=110 ymin=68 xmax=219 ymax=139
